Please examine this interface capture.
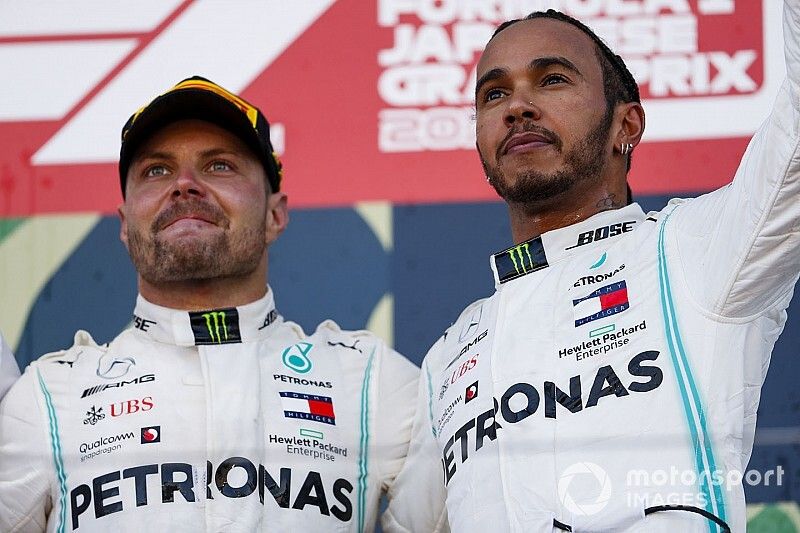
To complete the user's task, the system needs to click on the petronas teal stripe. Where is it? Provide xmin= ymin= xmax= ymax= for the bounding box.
xmin=657 ymin=212 xmax=725 ymax=531
xmin=425 ymin=364 xmax=436 ymax=436
xmin=357 ymin=347 xmax=375 ymax=532
xmin=661 ymin=241 xmax=726 ymax=527
xmin=37 ymin=370 xmax=67 ymax=533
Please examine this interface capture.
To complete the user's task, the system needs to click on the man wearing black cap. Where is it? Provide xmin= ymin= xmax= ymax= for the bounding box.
xmin=0 ymin=77 xmax=418 ymax=532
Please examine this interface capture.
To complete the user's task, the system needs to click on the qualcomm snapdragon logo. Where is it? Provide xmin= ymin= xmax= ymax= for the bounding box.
xmin=282 ymin=342 xmax=313 ymax=374
xmin=557 ymin=462 xmax=613 ymax=517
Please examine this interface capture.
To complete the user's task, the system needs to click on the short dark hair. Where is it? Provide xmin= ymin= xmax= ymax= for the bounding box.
xmin=490 ymin=10 xmax=640 ymax=174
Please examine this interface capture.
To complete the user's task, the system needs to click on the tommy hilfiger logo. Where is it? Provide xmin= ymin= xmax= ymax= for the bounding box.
xmin=279 ymin=391 xmax=336 ymax=425
xmin=189 ymin=308 xmax=242 ymax=345
xmin=573 ymin=281 xmax=629 ymax=327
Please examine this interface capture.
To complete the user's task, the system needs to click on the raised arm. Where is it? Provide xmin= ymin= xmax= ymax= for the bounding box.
xmin=670 ymin=1 xmax=800 ymax=318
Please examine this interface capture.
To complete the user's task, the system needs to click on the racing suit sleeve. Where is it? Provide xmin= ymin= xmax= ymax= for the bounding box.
xmin=382 ymin=354 xmax=449 ymax=533
xmin=0 ymin=331 xmax=21 ymax=400
xmin=671 ymin=0 xmax=800 ymax=318
xmin=0 ymin=365 xmax=52 ymax=532
xmin=373 ymin=345 xmax=419 ymax=496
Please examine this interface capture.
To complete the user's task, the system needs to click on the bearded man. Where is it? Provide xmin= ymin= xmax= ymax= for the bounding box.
xmin=0 ymin=77 xmax=418 ymax=532
xmin=385 ymin=3 xmax=800 ymax=532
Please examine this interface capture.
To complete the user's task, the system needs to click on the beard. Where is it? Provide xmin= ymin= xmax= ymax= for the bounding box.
xmin=480 ymin=105 xmax=614 ymax=208
xmin=126 ymin=200 xmax=267 ymax=284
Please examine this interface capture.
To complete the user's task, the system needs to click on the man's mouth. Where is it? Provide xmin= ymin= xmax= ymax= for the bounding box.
xmin=162 ymin=214 xmax=214 ymax=230
xmin=502 ymin=131 xmax=554 ymax=155
xmin=153 ymin=202 xmax=224 ymax=232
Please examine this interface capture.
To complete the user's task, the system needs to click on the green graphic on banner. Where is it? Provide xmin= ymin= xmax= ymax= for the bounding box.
xmin=748 ymin=502 xmax=800 ymax=532
xmin=0 ymin=218 xmax=25 ymax=243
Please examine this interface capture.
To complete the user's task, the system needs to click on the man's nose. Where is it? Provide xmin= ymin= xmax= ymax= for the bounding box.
xmin=172 ymin=168 xmax=206 ymax=198
xmin=504 ymin=94 xmax=542 ymax=127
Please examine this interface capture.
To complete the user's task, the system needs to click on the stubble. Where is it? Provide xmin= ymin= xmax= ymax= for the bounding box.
xmin=481 ymin=105 xmax=614 ymax=210
xmin=126 ymin=200 xmax=267 ymax=284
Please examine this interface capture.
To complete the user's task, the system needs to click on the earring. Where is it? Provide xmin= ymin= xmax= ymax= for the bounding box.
xmin=620 ymin=142 xmax=633 ymax=155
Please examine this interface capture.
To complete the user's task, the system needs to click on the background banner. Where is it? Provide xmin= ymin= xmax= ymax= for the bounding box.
xmin=1 ymin=1 xmax=797 ymax=527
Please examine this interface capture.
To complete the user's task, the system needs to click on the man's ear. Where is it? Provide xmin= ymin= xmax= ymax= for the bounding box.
xmin=265 ymin=192 xmax=289 ymax=246
xmin=614 ymin=101 xmax=645 ymax=151
xmin=118 ymin=203 xmax=130 ymax=251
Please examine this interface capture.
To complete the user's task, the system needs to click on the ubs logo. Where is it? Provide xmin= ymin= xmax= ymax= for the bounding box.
xmin=111 ymin=397 xmax=154 ymax=417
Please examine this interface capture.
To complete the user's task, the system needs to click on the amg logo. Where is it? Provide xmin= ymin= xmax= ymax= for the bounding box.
xmin=446 ymin=329 xmax=488 ymax=370
xmin=81 ymin=374 xmax=156 ymax=398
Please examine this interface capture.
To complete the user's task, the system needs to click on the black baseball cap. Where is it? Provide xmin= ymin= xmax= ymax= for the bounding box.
xmin=119 ymin=76 xmax=282 ymax=197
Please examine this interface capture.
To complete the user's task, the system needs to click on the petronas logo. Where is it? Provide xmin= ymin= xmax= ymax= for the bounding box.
xmin=202 ymin=311 xmax=228 ymax=344
xmin=282 ymin=342 xmax=314 ymax=374
xmin=508 ymin=243 xmax=533 ymax=274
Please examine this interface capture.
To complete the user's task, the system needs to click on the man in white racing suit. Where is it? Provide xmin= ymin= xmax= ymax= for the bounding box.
xmin=0 ymin=77 xmax=418 ymax=532
xmin=0 ymin=330 xmax=20 ymax=399
xmin=385 ymin=3 xmax=800 ymax=532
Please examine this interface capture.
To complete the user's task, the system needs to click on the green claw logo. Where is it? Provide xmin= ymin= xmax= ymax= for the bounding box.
xmin=202 ymin=311 xmax=229 ymax=344
xmin=508 ymin=243 xmax=533 ymax=275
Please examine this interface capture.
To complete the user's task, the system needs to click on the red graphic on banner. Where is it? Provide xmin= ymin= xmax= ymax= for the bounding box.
xmin=0 ymin=0 xmax=773 ymax=217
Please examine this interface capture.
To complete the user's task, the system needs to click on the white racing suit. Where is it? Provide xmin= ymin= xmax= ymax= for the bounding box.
xmin=0 ymin=331 xmax=20 ymax=399
xmin=0 ymin=289 xmax=418 ymax=532
xmin=384 ymin=2 xmax=800 ymax=532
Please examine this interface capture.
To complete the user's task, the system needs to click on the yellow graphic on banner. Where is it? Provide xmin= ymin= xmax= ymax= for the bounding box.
xmin=0 ymin=214 xmax=99 ymax=348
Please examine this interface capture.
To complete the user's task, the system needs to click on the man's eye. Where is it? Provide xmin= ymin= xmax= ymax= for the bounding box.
xmin=542 ymin=74 xmax=568 ymax=86
xmin=144 ymin=165 xmax=169 ymax=178
xmin=209 ymin=161 xmax=232 ymax=172
xmin=485 ymin=89 xmax=505 ymax=102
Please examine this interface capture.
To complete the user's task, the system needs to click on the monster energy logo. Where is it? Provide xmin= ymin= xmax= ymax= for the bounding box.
xmin=189 ymin=307 xmax=241 ymax=345
xmin=493 ymin=237 xmax=548 ymax=284
xmin=508 ymin=243 xmax=534 ymax=274
xmin=203 ymin=311 xmax=229 ymax=343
